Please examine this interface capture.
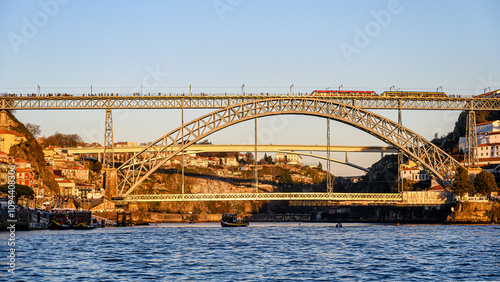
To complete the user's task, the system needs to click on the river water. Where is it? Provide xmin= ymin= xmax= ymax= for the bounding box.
xmin=1 ymin=223 xmax=499 ymax=281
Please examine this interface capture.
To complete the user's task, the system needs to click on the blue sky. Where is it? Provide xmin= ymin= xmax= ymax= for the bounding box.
xmin=1 ymin=0 xmax=499 ymax=175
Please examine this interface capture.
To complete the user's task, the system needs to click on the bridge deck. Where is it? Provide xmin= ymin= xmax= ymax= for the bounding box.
xmin=1 ymin=95 xmax=499 ymax=110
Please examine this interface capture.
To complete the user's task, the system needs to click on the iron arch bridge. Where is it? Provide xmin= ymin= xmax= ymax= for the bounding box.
xmin=117 ymin=97 xmax=463 ymax=198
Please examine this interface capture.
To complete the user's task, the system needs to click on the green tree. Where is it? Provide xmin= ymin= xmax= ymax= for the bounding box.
xmin=473 ymin=170 xmax=497 ymax=196
xmin=317 ymin=162 xmax=323 ymax=170
xmin=452 ymin=166 xmax=474 ymax=196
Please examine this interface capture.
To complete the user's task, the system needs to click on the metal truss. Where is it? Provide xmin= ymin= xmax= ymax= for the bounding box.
xmin=124 ymin=192 xmax=403 ymax=202
xmin=103 ymin=109 xmax=114 ymax=168
xmin=1 ymin=95 xmax=499 ymax=110
xmin=464 ymin=110 xmax=478 ymax=167
xmin=117 ymin=97 xmax=464 ymax=197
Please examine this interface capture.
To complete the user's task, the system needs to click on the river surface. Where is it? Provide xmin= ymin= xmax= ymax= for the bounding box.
xmin=1 ymin=223 xmax=499 ymax=281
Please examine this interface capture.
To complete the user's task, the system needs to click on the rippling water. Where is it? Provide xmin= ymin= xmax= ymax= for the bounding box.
xmin=1 ymin=223 xmax=499 ymax=281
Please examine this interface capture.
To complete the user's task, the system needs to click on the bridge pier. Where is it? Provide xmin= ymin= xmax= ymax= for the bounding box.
xmin=104 ymin=168 xmax=118 ymax=199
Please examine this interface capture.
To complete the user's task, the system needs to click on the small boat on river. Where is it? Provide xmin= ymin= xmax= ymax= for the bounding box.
xmin=221 ymin=213 xmax=249 ymax=227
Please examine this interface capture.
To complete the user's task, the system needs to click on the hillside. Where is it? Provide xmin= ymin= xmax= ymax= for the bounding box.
xmin=4 ymin=112 xmax=59 ymax=195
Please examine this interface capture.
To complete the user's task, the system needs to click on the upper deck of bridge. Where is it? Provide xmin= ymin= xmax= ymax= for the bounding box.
xmin=1 ymin=92 xmax=499 ymax=110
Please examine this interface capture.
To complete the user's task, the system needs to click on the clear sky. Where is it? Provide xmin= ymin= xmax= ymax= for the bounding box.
xmin=1 ymin=0 xmax=499 ymax=175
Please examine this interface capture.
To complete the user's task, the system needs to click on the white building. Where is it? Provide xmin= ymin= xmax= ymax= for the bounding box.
xmin=286 ymin=153 xmax=302 ymax=165
xmin=275 ymin=152 xmax=302 ymax=165
xmin=399 ymin=160 xmax=431 ymax=182
xmin=275 ymin=153 xmax=286 ymax=165
xmin=459 ymin=120 xmax=500 ymax=165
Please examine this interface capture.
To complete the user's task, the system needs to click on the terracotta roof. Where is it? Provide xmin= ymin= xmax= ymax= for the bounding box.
xmin=478 ymin=143 xmax=500 ymax=147
xmin=0 ymin=130 xmax=24 ymax=137
xmin=477 ymin=121 xmax=497 ymax=126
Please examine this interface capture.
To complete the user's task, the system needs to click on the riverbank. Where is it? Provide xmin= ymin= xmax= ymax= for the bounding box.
xmin=94 ymin=201 xmax=500 ymax=225
xmin=448 ymin=201 xmax=500 ymax=223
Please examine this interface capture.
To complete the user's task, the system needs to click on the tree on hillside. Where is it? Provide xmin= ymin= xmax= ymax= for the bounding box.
xmin=0 ymin=184 xmax=34 ymax=200
xmin=245 ymin=152 xmax=254 ymax=164
xmin=473 ymin=170 xmax=497 ymax=196
xmin=279 ymin=170 xmax=293 ymax=184
xmin=25 ymin=123 xmax=41 ymax=138
xmin=43 ymin=132 xmax=83 ymax=147
xmin=452 ymin=166 xmax=474 ymax=196
xmin=265 ymin=154 xmax=273 ymax=164
xmin=258 ymin=153 xmax=273 ymax=165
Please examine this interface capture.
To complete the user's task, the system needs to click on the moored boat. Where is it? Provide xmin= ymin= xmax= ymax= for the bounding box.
xmin=49 ymin=209 xmax=96 ymax=230
xmin=221 ymin=213 xmax=249 ymax=227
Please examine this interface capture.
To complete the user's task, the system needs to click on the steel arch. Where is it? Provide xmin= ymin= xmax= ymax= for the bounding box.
xmin=117 ymin=98 xmax=463 ymax=197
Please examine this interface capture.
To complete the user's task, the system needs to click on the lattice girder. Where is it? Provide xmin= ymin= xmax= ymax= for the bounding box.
xmin=117 ymin=97 xmax=464 ymax=197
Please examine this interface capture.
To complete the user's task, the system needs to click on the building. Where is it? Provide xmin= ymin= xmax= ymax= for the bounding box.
xmin=75 ymin=183 xmax=96 ymax=198
xmin=0 ymin=160 xmax=9 ymax=185
xmin=399 ymin=160 xmax=431 ymax=182
xmin=0 ymin=130 xmax=25 ymax=153
xmin=62 ymin=166 xmax=90 ymax=181
xmin=275 ymin=153 xmax=286 ymax=165
xmin=114 ymin=141 xmax=139 ymax=147
xmin=275 ymin=152 xmax=302 ymax=166
xmin=43 ymin=146 xmax=63 ymax=158
xmin=55 ymin=176 xmax=76 ymax=196
xmin=286 ymin=153 xmax=302 ymax=165
xmin=221 ymin=157 xmax=239 ymax=167
xmin=459 ymin=120 xmax=500 ymax=165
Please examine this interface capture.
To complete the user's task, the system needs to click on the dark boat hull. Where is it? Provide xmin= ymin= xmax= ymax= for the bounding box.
xmin=221 ymin=220 xmax=249 ymax=227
